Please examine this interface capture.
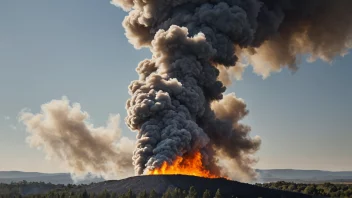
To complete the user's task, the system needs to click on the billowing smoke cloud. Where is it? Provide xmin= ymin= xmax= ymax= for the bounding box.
xmin=19 ymin=97 xmax=135 ymax=179
xmin=112 ymin=0 xmax=352 ymax=181
xmin=19 ymin=0 xmax=352 ymax=182
xmin=222 ymin=0 xmax=352 ymax=79
xmin=200 ymin=93 xmax=261 ymax=180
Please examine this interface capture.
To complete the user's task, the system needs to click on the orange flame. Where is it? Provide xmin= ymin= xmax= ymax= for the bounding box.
xmin=148 ymin=151 xmax=220 ymax=178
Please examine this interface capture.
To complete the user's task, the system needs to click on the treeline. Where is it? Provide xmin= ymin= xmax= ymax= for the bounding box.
xmin=0 ymin=185 xmax=223 ymax=198
xmin=2 ymin=180 xmax=352 ymax=198
xmin=256 ymin=181 xmax=352 ymax=197
xmin=0 ymin=181 xmax=81 ymax=198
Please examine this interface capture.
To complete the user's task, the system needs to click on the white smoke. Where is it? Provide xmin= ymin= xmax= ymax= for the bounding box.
xmin=19 ymin=97 xmax=135 ymax=180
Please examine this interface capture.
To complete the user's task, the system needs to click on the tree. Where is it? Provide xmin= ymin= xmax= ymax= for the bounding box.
xmin=162 ymin=188 xmax=172 ymax=198
xmin=125 ymin=189 xmax=133 ymax=198
xmin=182 ymin=190 xmax=187 ymax=197
xmin=287 ymin=184 xmax=297 ymax=191
xmin=171 ymin=188 xmax=182 ymax=198
xmin=214 ymin=189 xmax=222 ymax=198
xmin=60 ymin=192 xmax=67 ymax=198
xmin=111 ymin=192 xmax=117 ymax=198
xmin=185 ymin=186 xmax=197 ymax=198
xmin=304 ymin=185 xmax=317 ymax=195
xmin=344 ymin=189 xmax=352 ymax=197
xmin=98 ymin=189 xmax=110 ymax=198
xmin=202 ymin=189 xmax=211 ymax=198
xmin=82 ymin=189 xmax=89 ymax=198
xmin=137 ymin=190 xmax=147 ymax=198
xmin=149 ymin=189 xmax=157 ymax=198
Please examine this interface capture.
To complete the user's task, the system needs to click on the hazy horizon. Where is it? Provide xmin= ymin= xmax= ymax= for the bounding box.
xmin=1 ymin=0 xmax=352 ymax=175
xmin=2 ymin=168 xmax=352 ymax=175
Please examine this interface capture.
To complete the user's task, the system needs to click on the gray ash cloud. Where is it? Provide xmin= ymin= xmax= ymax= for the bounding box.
xmin=111 ymin=0 xmax=352 ymax=180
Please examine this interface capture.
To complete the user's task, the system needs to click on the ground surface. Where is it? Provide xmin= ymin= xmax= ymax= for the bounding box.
xmin=83 ymin=175 xmax=317 ymax=197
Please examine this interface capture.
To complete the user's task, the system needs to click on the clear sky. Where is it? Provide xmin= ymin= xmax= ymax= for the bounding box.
xmin=1 ymin=0 xmax=351 ymax=173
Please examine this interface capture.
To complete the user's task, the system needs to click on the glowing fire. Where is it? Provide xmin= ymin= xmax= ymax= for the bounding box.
xmin=148 ymin=151 xmax=220 ymax=178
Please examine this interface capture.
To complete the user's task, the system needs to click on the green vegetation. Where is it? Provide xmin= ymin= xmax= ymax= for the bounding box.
xmin=202 ymin=189 xmax=211 ymax=198
xmin=256 ymin=181 xmax=352 ymax=197
xmin=214 ymin=189 xmax=222 ymax=198
xmin=0 ymin=183 xmax=223 ymax=198
xmin=1 ymin=180 xmax=352 ymax=197
xmin=185 ymin=186 xmax=197 ymax=198
xmin=0 ymin=181 xmax=65 ymax=198
xmin=137 ymin=190 xmax=147 ymax=198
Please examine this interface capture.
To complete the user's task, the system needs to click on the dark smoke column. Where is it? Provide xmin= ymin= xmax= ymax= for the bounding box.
xmin=112 ymin=0 xmax=352 ymax=180
xmin=116 ymin=0 xmax=263 ymax=179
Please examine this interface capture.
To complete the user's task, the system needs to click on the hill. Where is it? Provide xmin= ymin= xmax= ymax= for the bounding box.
xmin=1 ymin=169 xmax=352 ymax=184
xmin=0 ymin=171 xmax=49 ymax=179
xmin=257 ymin=169 xmax=352 ymax=183
xmin=81 ymin=175 xmax=315 ymax=198
xmin=0 ymin=171 xmax=103 ymax=185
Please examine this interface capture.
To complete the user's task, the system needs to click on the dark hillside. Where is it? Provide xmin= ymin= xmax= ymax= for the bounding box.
xmin=84 ymin=175 xmax=317 ymax=198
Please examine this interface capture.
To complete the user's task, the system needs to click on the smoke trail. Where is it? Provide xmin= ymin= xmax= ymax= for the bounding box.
xmin=19 ymin=97 xmax=134 ymax=179
xmin=112 ymin=0 xmax=352 ymax=181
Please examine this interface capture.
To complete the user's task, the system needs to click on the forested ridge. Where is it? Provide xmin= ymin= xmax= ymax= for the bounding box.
xmin=1 ymin=180 xmax=351 ymax=197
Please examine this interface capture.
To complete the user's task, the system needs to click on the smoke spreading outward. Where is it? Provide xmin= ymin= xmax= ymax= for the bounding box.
xmin=19 ymin=98 xmax=135 ymax=179
xmin=20 ymin=0 xmax=352 ymax=182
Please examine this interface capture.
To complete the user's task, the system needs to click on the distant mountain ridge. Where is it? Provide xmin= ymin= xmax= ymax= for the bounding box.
xmin=1 ymin=169 xmax=352 ymax=184
xmin=257 ymin=169 xmax=352 ymax=183
xmin=0 ymin=171 xmax=64 ymax=179
xmin=0 ymin=171 xmax=103 ymax=184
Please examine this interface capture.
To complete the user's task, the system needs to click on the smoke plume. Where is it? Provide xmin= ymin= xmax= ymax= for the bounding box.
xmin=19 ymin=0 xmax=352 ymax=182
xmin=19 ymin=98 xmax=134 ymax=179
xmin=221 ymin=0 xmax=352 ymax=79
xmin=111 ymin=0 xmax=352 ymax=181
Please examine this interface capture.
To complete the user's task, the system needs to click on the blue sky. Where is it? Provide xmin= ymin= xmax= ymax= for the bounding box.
xmin=0 ymin=0 xmax=351 ymax=173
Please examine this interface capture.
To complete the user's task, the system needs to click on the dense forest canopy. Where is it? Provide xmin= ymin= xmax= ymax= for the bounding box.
xmin=1 ymin=181 xmax=352 ymax=198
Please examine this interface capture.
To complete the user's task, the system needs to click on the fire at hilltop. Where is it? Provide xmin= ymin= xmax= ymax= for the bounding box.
xmin=148 ymin=151 xmax=220 ymax=178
